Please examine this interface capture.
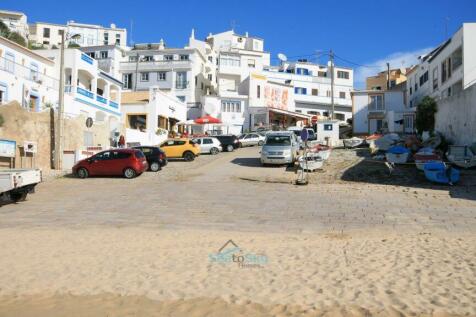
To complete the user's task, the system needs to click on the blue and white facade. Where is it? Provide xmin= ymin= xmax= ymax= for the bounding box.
xmin=37 ymin=48 xmax=123 ymax=130
xmin=0 ymin=36 xmax=58 ymax=110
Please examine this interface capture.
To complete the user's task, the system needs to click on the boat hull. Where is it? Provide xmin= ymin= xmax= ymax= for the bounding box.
xmin=423 ymin=162 xmax=460 ymax=184
xmin=385 ymin=152 xmax=409 ymax=164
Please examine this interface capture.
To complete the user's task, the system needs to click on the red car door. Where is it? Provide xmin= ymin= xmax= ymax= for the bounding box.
xmin=109 ymin=151 xmax=130 ymax=175
xmin=89 ymin=151 xmax=111 ymax=175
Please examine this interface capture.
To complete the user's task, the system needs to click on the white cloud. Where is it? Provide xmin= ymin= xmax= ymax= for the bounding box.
xmin=353 ymin=47 xmax=433 ymax=89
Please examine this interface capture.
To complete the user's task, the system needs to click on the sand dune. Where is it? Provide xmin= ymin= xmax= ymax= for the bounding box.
xmin=0 ymin=228 xmax=475 ymax=316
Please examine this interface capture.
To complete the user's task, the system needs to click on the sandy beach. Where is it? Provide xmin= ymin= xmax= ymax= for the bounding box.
xmin=0 ymin=227 xmax=475 ymax=316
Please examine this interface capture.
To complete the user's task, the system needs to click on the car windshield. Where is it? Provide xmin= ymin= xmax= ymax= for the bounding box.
xmin=134 ymin=151 xmax=145 ymax=158
xmin=265 ymin=135 xmax=291 ymax=146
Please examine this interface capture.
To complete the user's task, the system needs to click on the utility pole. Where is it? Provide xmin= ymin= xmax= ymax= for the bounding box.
xmin=386 ymin=62 xmax=391 ymax=90
xmin=55 ymin=31 xmax=66 ymax=170
xmin=330 ymin=49 xmax=335 ymax=120
xmin=133 ymin=52 xmax=139 ymax=91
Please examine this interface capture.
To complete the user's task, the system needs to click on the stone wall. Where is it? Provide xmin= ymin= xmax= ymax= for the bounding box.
xmin=0 ymin=101 xmax=121 ymax=171
xmin=435 ymin=84 xmax=476 ymax=145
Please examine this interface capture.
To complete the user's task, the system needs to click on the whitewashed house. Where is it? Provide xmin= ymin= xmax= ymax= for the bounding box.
xmin=121 ymin=87 xmax=187 ymax=145
xmin=80 ymin=45 xmax=126 ymax=79
xmin=0 ymin=10 xmax=29 ymax=40
xmin=352 ymin=90 xmax=407 ymax=135
xmin=0 ymin=36 xmax=58 ymax=110
xmin=264 ymin=60 xmax=354 ymax=122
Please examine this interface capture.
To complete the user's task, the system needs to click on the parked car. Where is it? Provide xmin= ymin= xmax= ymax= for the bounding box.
xmin=132 ymin=146 xmax=167 ymax=172
xmin=260 ymin=131 xmax=300 ymax=167
xmin=0 ymin=169 xmax=42 ymax=203
xmin=159 ymin=138 xmax=200 ymax=161
xmin=73 ymin=149 xmax=148 ymax=179
xmin=192 ymin=137 xmax=222 ymax=155
xmin=215 ymin=135 xmax=240 ymax=152
xmin=238 ymin=133 xmax=266 ymax=147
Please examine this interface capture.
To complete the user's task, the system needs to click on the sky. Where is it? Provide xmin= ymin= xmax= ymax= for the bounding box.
xmin=3 ymin=0 xmax=476 ymax=87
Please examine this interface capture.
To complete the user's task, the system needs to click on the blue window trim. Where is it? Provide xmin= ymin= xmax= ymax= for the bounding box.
xmin=81 ymin=53 xmax=94 ymax=65
xmin=74 ymin=97 xmax=121 ymax=116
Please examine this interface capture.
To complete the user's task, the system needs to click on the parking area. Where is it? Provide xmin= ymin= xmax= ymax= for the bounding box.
xmin=1 ymin=146 xmax=475 ymax=234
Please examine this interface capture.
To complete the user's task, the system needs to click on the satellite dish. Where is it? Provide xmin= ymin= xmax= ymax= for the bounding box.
xmin=203 ymin=103 xmax=217 ymax=115
xmin=277 ymin=53 xmax=287 ymax=62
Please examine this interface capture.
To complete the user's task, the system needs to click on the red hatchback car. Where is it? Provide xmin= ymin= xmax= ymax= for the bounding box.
xmin=73 ymin=149 xmax=148 ymax=179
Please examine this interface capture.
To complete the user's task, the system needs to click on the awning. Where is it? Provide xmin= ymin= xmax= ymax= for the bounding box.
xmin=268 ymin=107 xmax=310 ymax=120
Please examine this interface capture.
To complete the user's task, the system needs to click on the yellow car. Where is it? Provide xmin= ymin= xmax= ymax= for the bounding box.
xmin=159 ymin=138 xmax=200 ymax=161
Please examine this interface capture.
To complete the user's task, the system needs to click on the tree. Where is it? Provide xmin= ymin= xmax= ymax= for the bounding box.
xmin=7 ymin=32 xmax=27 ymax=47
xmin=68 ymin=42 xmax=80 ymax=48
xmin=415 ymin=96 xmax=438 ymax=133
xmin=0 ymin=21 xmax=10 ymax=38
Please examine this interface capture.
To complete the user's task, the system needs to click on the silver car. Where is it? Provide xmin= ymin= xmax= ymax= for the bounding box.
xmin=238 ymin=133 xmax=266 ymax=147
xmin=193 ymin=137 xmax=222 ymax=155
xmin=260 ymin=131 xmax=300 ymax=166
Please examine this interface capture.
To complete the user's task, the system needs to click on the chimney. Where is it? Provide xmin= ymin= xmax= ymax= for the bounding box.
xmin=158 ymin=39 xmax=165 ymax=50
xmin=245 ymin=31 xmax=249 ymax=37
xmin=190 ymin=28 xmax=195 ymax=40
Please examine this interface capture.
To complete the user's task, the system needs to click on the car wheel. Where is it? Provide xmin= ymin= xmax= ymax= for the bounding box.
xmin=10 ymin=192 xmax=27 ymax=202
xmin=258 ymin=140 xmax=264 ymax=146
xmin=150 ymin=162 xmax=161 ymax=172
xmin=183 ymin=151 xmax=195 ymax=161
xmin=226 ymin=145 xmax=234 ymax=152
xmin=123 ymin=168 xmax=137 ymax=179
xmin=77 ymin=167 xmax=89 ymax=179
xmin=210 ymin=147 xmax=219 ymax=155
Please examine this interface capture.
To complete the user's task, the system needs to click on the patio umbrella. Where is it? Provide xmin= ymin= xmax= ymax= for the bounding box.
xmin=194 ymin=115 xmax=221 ymax=124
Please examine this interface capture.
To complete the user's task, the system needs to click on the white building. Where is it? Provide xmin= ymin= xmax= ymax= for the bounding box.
xmin=352 ymin=90 xmax=409 ymax=135
xmin=36 ymin=48 xmax=123 ymax=131
xmin=264 ymin=60 xmax=354 ymax=122
xmin=80 ymin=45 xmax=126 ymax=79
xmin=407 ymin=23 xmax=476 ymax=108
xmin=119 ymin=36 xmax=216 ymax=120
xmin=29 ymin=20 xmax=127 ymax=48
xmin=0 ymin=36 xmax=58 ymax=110
xmin=121 ymin=87 xmax=187 ymax=145
xmin=0 ymin=10 xmax=29 ymax=40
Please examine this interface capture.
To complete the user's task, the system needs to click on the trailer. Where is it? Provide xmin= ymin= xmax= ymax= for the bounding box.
xmin=0 ymin=169 xmax=42 ymax=203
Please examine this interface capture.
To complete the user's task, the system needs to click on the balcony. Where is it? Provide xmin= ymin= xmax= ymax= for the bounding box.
xmin=0 ymin=55 xmax=59 ymax=90
xmin=65 ymin=85 xmax=120 ymax=113
xmin=175 ymin=81 xmax=189 ymax=89
xmin=120 ymin=59 xmax=192 ymax=72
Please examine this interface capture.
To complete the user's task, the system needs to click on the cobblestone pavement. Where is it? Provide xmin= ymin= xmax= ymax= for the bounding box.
xmin=1 ymin=146 xmax=475 ymax=234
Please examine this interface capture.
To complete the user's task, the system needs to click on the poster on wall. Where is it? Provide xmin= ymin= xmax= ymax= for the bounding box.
xmin=0 ymin=139 xmax=16 ymax=158
xmin=264 ymin=85 xmax=289 ymax=110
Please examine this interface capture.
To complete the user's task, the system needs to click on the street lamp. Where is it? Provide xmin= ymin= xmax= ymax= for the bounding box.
xmin=55 ymin=32 xmax=81 ymax=170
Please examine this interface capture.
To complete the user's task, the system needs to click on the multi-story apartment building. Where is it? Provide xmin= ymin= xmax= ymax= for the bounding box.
xmin=0 ymin=36 xmax=58 ymax=110
xmin=36 ymin=48 xmax=123 ymax=130
xmin=406 ymin=23 xmax=476 ymax=108
xmin=366 ymin=68 xmax=410 ymax=91
xmin=0 ymin=10 xmax=29 ymax=40
xmin=263 ymin=60 xmax=354 ymax=122
xmin=119 ymin=35 xmax=216 ymax=119
xmin=29 ymin=20 xmax=127 ymax=48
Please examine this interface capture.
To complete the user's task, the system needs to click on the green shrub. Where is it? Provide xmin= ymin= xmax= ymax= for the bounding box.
xmin=415 ymin=96 xmax=437 ymax=133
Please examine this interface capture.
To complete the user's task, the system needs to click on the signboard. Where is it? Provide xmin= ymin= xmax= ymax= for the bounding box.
xmin=311 ymin=115 xmax=319 ymax=124
xmin=0 ymin=139 xmax=16 ymax=158
xmin=300 ymin=129 xmax=309 ymax=142
xmin=86 ymin=117 xmax=94 ymax=128
xmin=24 ymin=141 xmax=38 ymax=153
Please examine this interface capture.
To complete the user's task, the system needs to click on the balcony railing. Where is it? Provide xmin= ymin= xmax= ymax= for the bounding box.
xmin=65 ymin=85 xmax=120 ymax=110
xmin=96 ymin=95 xmax=108 ymax=104
xmin=0 ymin=55 xmax=59 ymax=90
xmin=77 ymin=87 xmax=94 ymax=99
xmin=109 ymin=100 xmax=119 ymax=109
xmin=175 ymin=81 xmax=189 ymax=89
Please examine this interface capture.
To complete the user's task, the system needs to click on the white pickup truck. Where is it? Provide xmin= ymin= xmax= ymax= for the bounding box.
xmin=0 ymin=169 xmax=42 ymax=203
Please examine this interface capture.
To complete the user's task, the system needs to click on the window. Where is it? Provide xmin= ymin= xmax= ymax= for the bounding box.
xmin=432 ymin=68 xmax=438 ymax=90
xmin=311 ymin=89 xmax=318 ymax=96
xmin=43 ymin=28 xmax=50 ymax=38
xmin=176 ymin=72 xmax=187 ymax=89
xmin=326 ymin=90 xmax=331 ymax=97
xmin=115 ymin=34 xmax=121 ymax=45
xmin=104 ymin=32 xmax=109 ymax=44
xmin=369 ymin=95 xmax=384 ymax=110
xmin=208 ymin=74 xmax=212 ymax=81
xmin=140 ymin=72 xmax=149 ymax=81
xmin=220 ymin=55 xmax=240 ymax=67
xmin=337 ymin=71 xmax=349 ymax=79
xmin=203 ymin=139 xmax=213 ymax=145
xmin=296 ymin=109 xmax=302 ymax=113
xmin=127 ymin=114 xmax=147 ymax=130
xmin=247 ymin=59 xmax=255 ymax=68
xmin=451 ymin=47 xmax=462 ymax=70
xmin=296 ymin=68 xmax=310 ymax=75
xmin=142 ymin=55 xmax=153 ymax=62
xmin=180 ymin=54 xmax=189 ymax=61
xmin=164 ymin=55 xmax=174 ymax=61
xmin=339 ymin=92 xmax=346 ymax=99
xmin=30 ymin=63 xmax=39 ymax=81
xmin=208 ymin=56 xmax=213 ymax=62
xmin=176 ymin=96 xmax=186 ymax=102
xmin=129 ymin=55 xmax=138 ymax=62
xmin=323 ymin=124 xmax=333 ymax=131
xmin=294 ymin=87 xmax=307 ymax=95
xmin=257 ymin=85 xmax=261 ymax=98
xmin=158 ymin=72 xmax=167 ymax=81
xmin=100 ymin=51 xmax=108 ymax=59
xmin=318 ymin=71 xmax=327 ymax=77
xmin=221 ymin=100 xmax=241 ymax=112
xmin=419 ymin=71 xmax=428 ymax=86
xmin=4 ymin=52 xmax=15 ymax=73
xmin=0 ymin=83 xmax=7 ymax=104
xmin=441 ymin=57 xmax=452 ymax=83
xmin=123 ymin=73 xmax=132 ymax=89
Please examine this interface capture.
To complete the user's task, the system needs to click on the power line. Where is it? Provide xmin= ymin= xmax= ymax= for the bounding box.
xmin=333 ymin=53 xmax=383 ymax=69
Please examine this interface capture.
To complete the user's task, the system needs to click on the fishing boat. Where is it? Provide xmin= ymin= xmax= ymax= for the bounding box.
xmin=343 ymin=137 xmax=365 ymax=149
xmin=423 ymin=162 xmax=460 ymax=185
xmin=446 ymin=145 xmax=476 ymax=168
xmin=309 ymin=144 xmax=331 ymax=160
xmin=298 ymin=152 xmax=324 ymax=171
xmin=414 ymin=147 xmax=442 ymax=171
xmin=385 ymin=146 xmax=410 ymax=164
